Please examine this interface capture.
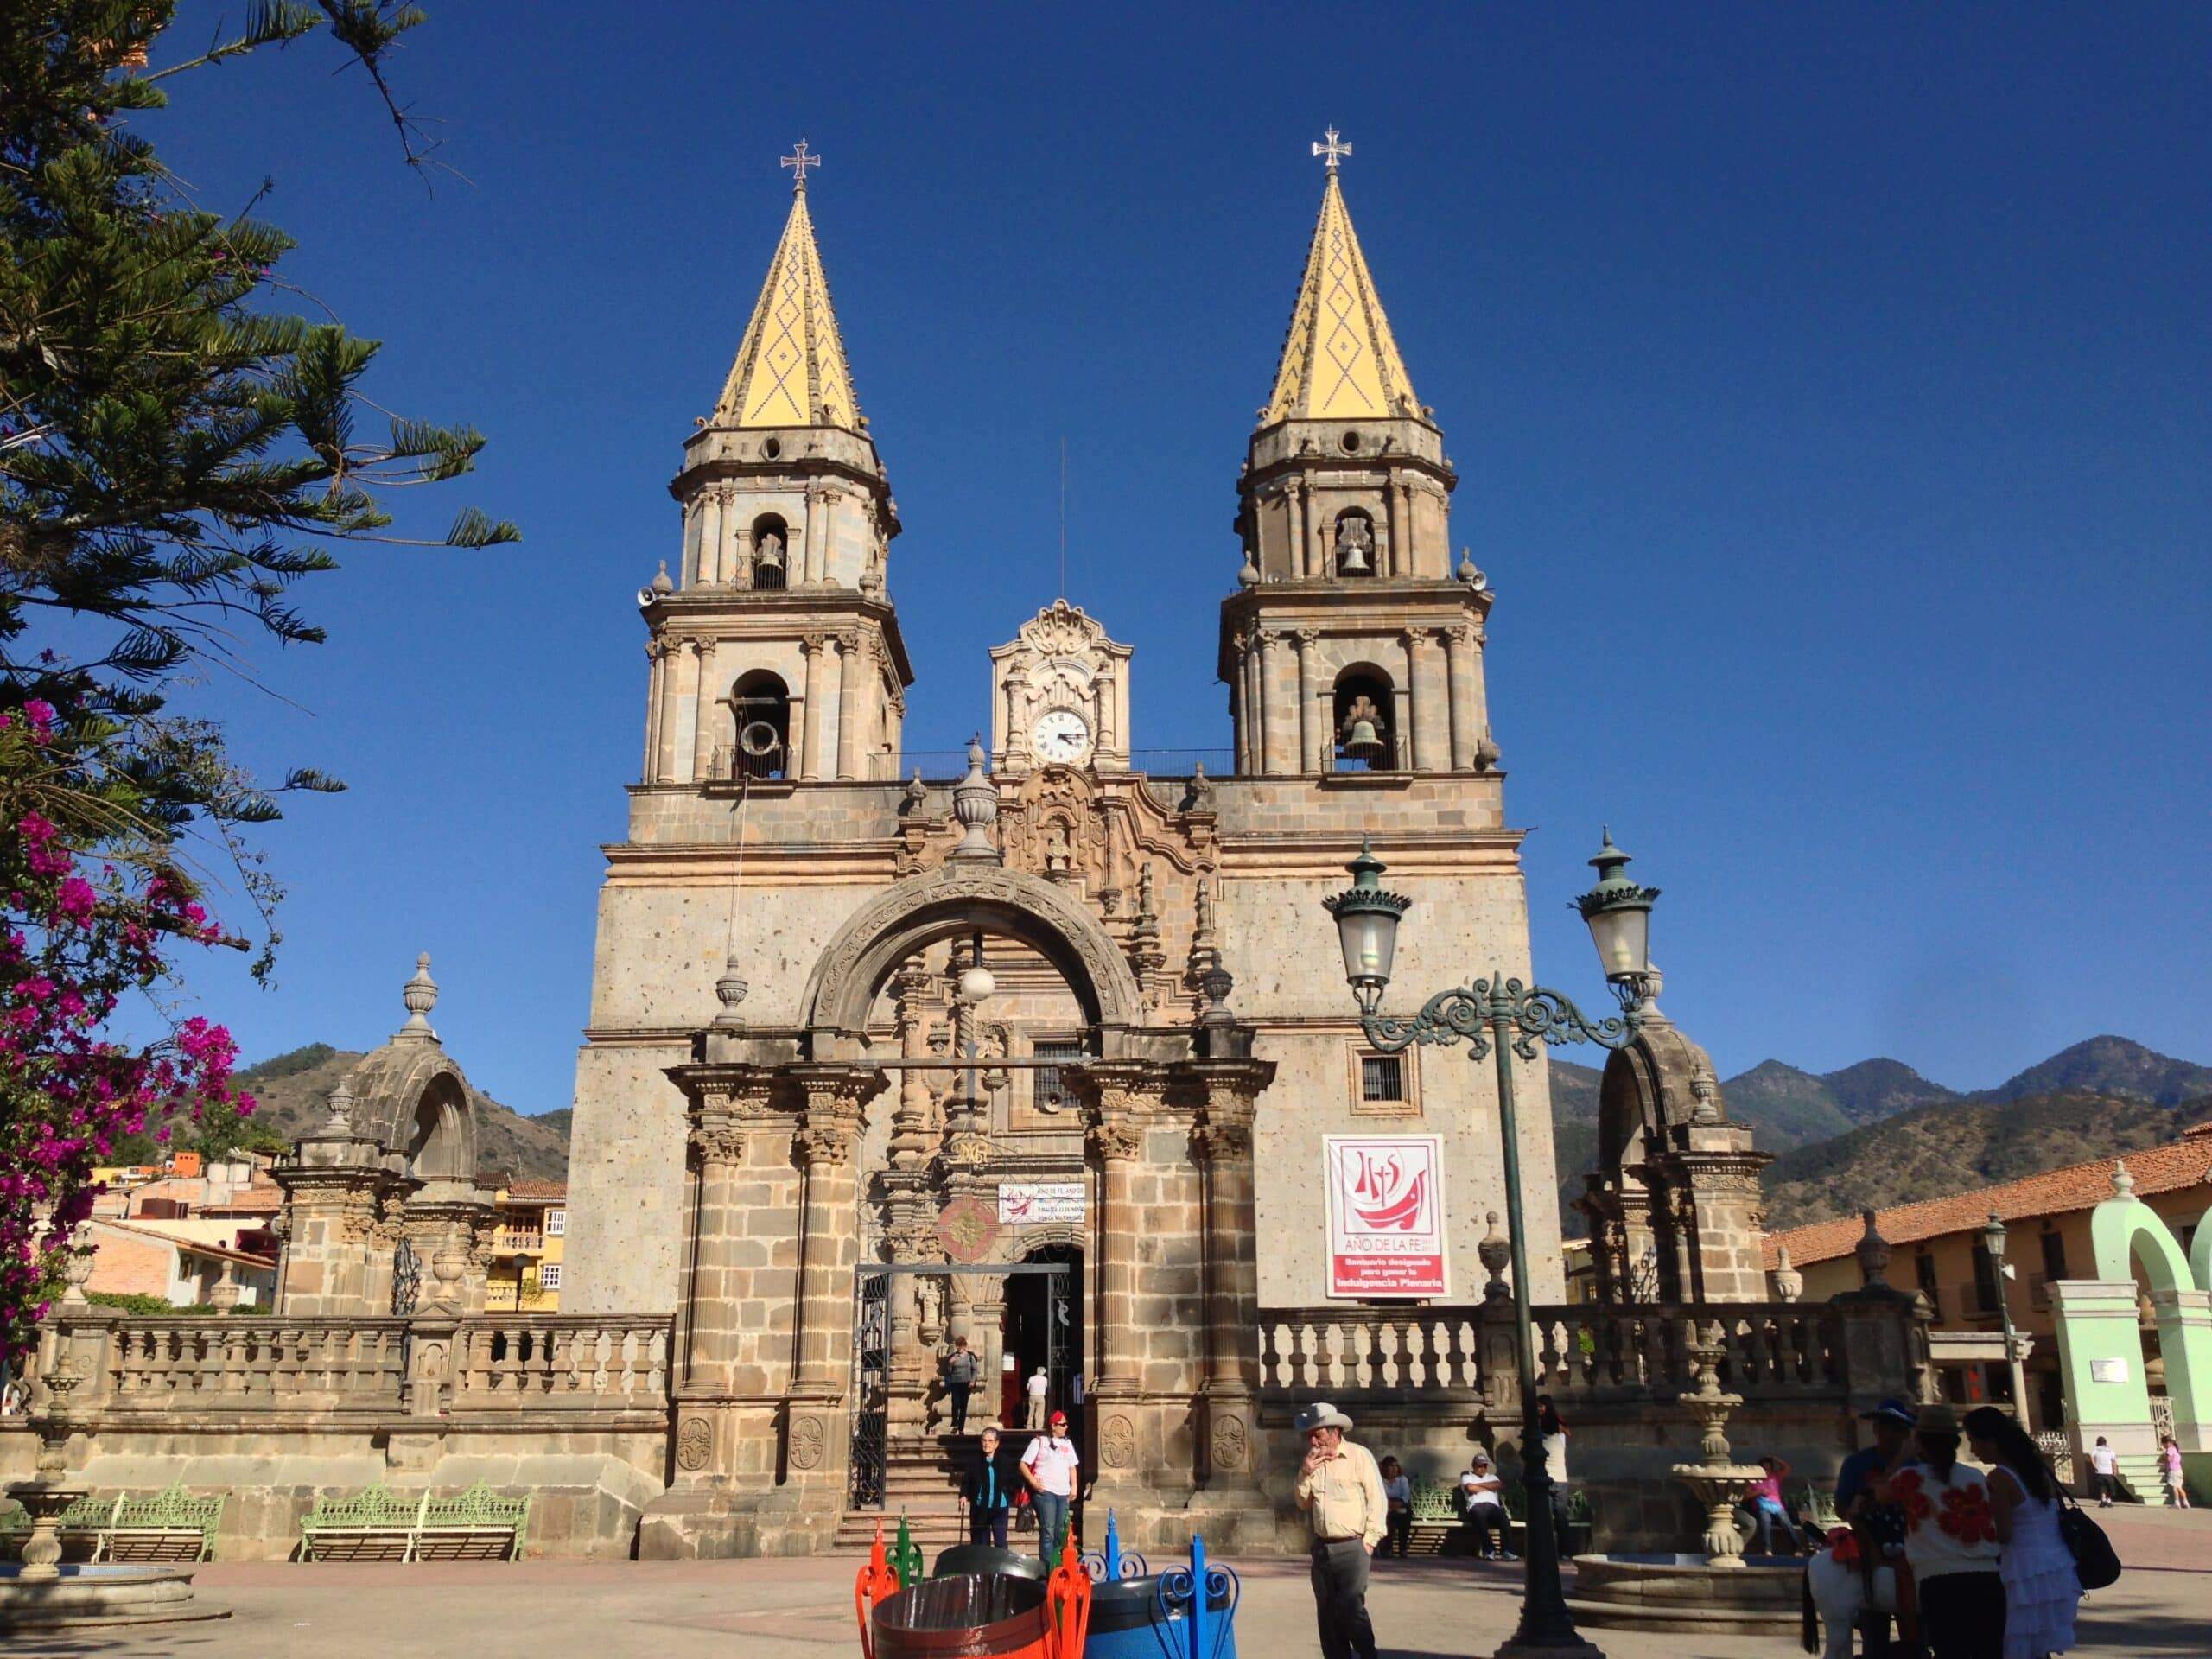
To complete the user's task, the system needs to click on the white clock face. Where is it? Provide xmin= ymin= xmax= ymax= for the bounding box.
xmin=1032 ymin=709 xmax=1092 ymax=764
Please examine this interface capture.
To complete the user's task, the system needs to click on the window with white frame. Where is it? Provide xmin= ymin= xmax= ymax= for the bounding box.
xmin=546 ymin=1209 xmax=566 ymax=1236
xmin=537 ymin=1262 xmax=563 ymax=1291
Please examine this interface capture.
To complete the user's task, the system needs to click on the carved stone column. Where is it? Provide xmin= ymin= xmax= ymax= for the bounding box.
xmin=1231 ymin=635 xmax=1252 ymax=776
xmin=643 ymin=639 xmax=667 ymax=784
xmin=1077 ymin=1065 xmax=1155 ymax=1398
xmin=801 ymin=485 xmax=824 ymax=584
xmin=671 ymin=639 xmax=702 ymax=785
xmin=1293 ymin=629 xmax=1320 ymax=775
xmin=1192 ymin=1060 xmax=1269 ymax=1502
xmin=1288 ymin=480 xmax=1310 ymax=576
xmin=834 ymin=630 xmax=862 ymax=780
xmin=1260 ymin=632 xmax=1290 ymax=776
xmin=690 ymin=638 xmax=721 ymax=783
xmin=1406 ymin=627 xmax=1447 ymax=772
xmin=695 ymin=486 xmax=724 ymax=585
xmin=798 ymin=632 xmax=827 ymax=780
xmin=1443 ymin=623 xmax=1478 ymax=772
xmin=791 ymin=1067 xmax=880 ymax=1395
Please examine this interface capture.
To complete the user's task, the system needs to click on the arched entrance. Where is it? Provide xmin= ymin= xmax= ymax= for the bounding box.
xmin=1001 ymin=1243 xmax=1084 ymax=1433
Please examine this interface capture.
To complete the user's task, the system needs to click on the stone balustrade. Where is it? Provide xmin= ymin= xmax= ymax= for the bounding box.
xmin=1256 ymin=1300 xmax=1845 ymax=1407
xmin=449 ymin=1317 xmax=670 ymax=1408
xmin=1258 ymin=1307 xmax=1486 ymax=1395
xmin=37 ymin=1312 xmax=671 ymax=1423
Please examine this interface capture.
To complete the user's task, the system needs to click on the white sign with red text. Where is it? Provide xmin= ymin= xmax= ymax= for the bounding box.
xmin=1324 ymin=1134 xmax=1447 ymax=1299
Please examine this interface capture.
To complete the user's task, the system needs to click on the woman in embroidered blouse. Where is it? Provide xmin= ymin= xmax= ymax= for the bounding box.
xmin=1880 ymin=1402 xmax=2005 ymax=1659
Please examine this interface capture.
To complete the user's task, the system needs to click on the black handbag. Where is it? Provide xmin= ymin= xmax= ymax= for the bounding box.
xmin=2057 ymin=1488 xmax=2121 ymax=1591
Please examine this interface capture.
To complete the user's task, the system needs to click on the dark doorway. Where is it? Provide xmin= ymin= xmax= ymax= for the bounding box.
xmin=1001 ymin=1245 xmax=1083 ymax=1434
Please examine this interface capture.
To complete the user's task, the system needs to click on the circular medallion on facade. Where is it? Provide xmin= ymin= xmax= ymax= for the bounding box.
xmin=935 ymin=1195 xmax=1000 ymax=1263
xmin=675 ymin=1415 xmax=714 ymax=1472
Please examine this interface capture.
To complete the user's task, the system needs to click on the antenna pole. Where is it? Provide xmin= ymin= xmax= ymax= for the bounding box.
xmin=1058 ymin=435 xmax=1068 ymax=599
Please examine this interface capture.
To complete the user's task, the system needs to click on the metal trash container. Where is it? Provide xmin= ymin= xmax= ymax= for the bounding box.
xmin=1082 ymin=1574 xmax=1237 ymax=1659
xmin=932 ymin=1544 xmax=1047 ymax=1583
xmin=869 ymin=1573 xmax=1055 ymax=1659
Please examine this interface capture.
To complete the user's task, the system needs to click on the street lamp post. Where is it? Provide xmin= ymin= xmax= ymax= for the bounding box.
xmin=1983 ymin=1213 xmax=2029 ymax=1422
xmin=1324 ymin=831 xmax=1661 ymax=1659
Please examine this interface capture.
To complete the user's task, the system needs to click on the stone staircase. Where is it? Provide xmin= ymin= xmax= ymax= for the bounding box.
xmin=833 ymin=1431 xmax=997 ymax=1554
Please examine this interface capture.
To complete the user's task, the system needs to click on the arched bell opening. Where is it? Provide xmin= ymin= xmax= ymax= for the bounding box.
xmin=750 ymin=513 xmax=790 ymax=590
xmin=1332 ymin=664 xmax=1396 ymax=771
xmin=730 ymin=669 xmax=791 ymax=779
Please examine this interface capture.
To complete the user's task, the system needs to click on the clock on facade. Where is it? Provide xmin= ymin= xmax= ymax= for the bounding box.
xmin=1031 ymin=709 xmax=1093 ymax=764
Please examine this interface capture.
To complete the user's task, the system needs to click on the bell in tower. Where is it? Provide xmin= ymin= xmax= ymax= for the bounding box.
xmin=1219 ymin=130 xmax=1495 ymax=779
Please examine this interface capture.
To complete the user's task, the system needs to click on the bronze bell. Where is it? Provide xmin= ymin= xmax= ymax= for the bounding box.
xmin=1339 ymin=711 xmax=1387 ymax=764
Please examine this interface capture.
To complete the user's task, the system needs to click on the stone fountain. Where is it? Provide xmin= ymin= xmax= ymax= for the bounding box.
xmin=1669 ymin=1321 xmax=1768 ymax=1567
xmin=1566 ymin=1321 xmax=1805 ymax=1636
xmin=0 ymin=1291 xmax=225 ymax=1635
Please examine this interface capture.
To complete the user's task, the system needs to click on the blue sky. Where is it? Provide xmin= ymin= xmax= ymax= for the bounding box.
xmin=136 ymin=4 xmax=2209 ymax=1112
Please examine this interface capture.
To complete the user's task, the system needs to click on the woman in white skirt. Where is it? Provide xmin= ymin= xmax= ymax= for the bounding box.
xmin=1965 ymin=1406 xmax=2082 ymax=1659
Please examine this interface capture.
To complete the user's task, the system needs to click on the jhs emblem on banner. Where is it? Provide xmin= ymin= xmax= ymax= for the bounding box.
xmin=1324 ymin=1134 xmax=1446 ymax=1298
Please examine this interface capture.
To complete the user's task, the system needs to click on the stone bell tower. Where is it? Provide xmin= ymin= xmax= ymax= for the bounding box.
xmin=1221 ymin=130 xmax=1497 ymax=778
xmin=639 ymin=142 xmax=914 ymax=786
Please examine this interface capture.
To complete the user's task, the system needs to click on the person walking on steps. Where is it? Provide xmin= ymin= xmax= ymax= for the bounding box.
xmin=1293 ymin=1402 xmax=1385 ymax=1659
xmin=1025 ymin=1364 xmax=1049 ymax=1431
xmin=944 ymin=1335 xmax=981 ymax=1436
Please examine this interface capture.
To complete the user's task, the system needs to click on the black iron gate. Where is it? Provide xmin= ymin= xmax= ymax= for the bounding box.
xmin=847 ymin=1262 xmax=1071 ymax=1512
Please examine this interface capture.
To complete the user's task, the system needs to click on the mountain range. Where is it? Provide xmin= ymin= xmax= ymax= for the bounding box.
xmin=1550 ymin=1035 xmax=2212 ymax=1237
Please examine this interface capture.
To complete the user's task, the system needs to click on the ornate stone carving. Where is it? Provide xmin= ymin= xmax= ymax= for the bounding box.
xmin=788 ymin=1413 xmax=827 ymax=1470
xmin=675 ymin=1416 xmax=714 ymax=1471
xmin=1087 ymin=1118 xmax=1141 ymax=1163
xmin=800 ymin=861 xmax=1147 ymax=1035
xmin=1211 ymin=1412 xmax=1249 ymax=1471
xmin=1100 ymin=1414 xmax=1137 ymax=1470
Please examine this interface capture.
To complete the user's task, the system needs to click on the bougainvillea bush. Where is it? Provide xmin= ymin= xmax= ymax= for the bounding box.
xmin=0 ymin=3 xmax=514 ymax=1369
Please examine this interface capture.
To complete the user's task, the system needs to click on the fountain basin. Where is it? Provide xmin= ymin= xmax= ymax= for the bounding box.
xmin=1567 ymin=1551 xmax=1804 ymax=1635
xmin=0 ymin=1563 xmax=227 ymax=1633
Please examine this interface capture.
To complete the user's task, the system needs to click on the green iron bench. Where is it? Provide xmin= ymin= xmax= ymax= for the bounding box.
xmin=299 ymin=1482 xmax=529 ymax=1562
xmin=0 ymin=1484 xmax=223 ymax=1562
xmin=1403 ymin=1476 xmax=1593 ymax=1556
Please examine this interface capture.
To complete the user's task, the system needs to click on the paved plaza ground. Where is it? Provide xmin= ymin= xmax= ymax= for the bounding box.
xmin=29 ymin=1505 xmax=2209 ymax=1659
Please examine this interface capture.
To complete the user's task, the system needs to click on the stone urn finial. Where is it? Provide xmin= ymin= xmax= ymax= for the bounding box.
xmin=1478 ymin=1211 xmax=1513 ymax=1306
xmin=949 ymin=736 xmax=1000 ymax=861
xmin=1771 ymin=1244 xmax=1802 ymax=1304
xmin=713 ymin=953 xmax=748 ymax=1025
xmin=60 ymin=1242 xmax=94 ymax=1306
xmin=398 ymin=952 xmax=438 ymax=1039
xmin=1237 ymin=550 xmax=1259 ymax=588
xmin=650 ymin=559 xmax=674 ymax=595
xmin=1855 ymin=1208 xmax=1891 ymax=1288
xmin=325 ymin=1081 xmax=356 ymax=1136
xmin=2112 ymin=1160 xmax=2135 ymax=1199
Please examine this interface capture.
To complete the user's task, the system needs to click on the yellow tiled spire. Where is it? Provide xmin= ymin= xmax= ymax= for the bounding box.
xmin=1262 ymin=144 xmax=1420 ymax=427
xmin=712 ymin=143 xmax=864 ymax=431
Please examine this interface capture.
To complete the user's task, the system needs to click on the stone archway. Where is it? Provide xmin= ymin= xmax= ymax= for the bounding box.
xmin=799 ymin=861 xmax=1147 ymax=1054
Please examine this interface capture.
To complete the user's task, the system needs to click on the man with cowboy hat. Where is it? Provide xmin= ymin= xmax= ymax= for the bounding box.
xmin=1294 ymin=1401 xmax=1387 ymax=1659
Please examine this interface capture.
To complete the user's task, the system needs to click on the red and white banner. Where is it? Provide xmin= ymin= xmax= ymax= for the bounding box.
xmin=1324 ymin=1135 xmax=1447 ymax=1299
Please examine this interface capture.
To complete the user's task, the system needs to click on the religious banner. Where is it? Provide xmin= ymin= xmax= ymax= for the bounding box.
xmin=997 ymin=1181 xmax=1086 ymax=1224
xmin=1324 ymin=1134 xmax=1447 ymax=1298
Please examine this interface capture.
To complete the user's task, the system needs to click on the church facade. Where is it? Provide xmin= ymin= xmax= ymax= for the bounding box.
xmin=561 ymin=143 xmax=1569 ymax=1555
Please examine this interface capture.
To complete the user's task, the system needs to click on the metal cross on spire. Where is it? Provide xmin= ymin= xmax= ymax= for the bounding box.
xmin=1313 ymin=127 xmax=1351 ymax=174
xmin=782 ymin=139 xmax=821 ymax=192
